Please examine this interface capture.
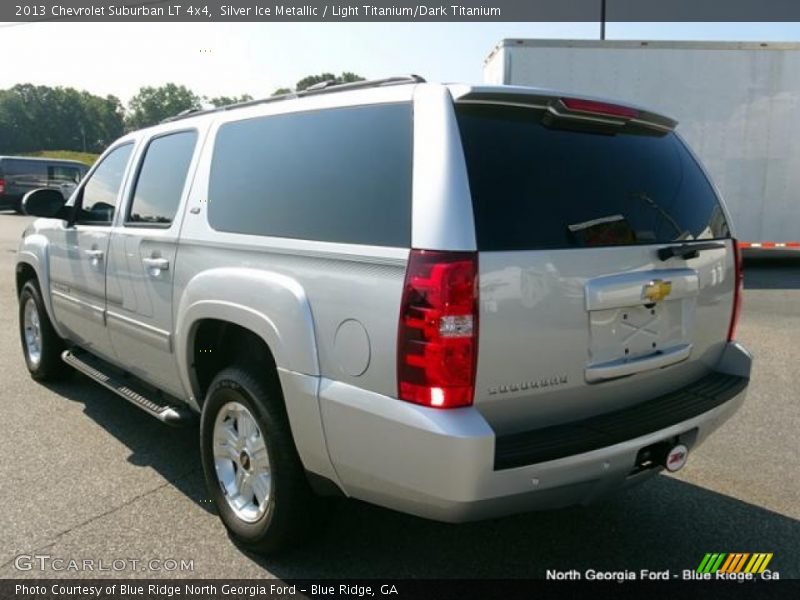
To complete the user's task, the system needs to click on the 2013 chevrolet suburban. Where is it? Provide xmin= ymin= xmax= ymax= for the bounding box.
xmin=16 ymin=76 xmax=752 ymax=553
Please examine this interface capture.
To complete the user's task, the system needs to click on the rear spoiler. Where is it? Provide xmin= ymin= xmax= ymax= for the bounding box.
xmin=449 ymin=85 xmax=678 ymax=133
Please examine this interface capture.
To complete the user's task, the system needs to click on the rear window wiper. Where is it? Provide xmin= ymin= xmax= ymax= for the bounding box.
xmin=657 ymin=241 xmax=727 ymax=261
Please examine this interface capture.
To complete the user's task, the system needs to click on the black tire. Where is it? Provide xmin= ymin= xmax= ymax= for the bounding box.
xmin=18 ymin=280 xmax=71 ymax=381
xmin=200 ymin=366 xmax=327 ymax=554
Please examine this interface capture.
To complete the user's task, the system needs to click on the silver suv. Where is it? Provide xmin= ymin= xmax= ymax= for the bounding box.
xmin=16 ymin=76 xmax=752 ymax=553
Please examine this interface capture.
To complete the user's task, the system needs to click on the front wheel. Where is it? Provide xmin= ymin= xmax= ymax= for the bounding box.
xmin=18 ymin=280 xmax=70 ymax=381
xmin=200 ymin=366 xmax=327 ymax=554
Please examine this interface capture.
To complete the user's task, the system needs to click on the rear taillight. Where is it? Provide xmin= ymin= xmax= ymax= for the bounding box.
xmin=728 ymin=239 xmax=744 ymax=341
xmin=0 ymin=179 xmax=5 ymax=195
xmin=397 ymin=250 xmax=478 ymax=408
xmin=560 ymin=97 xmax=640 ymax=119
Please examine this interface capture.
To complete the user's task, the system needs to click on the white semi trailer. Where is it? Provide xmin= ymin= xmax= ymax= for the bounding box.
xmin=484 ymin=39 xmax=800 ymax=255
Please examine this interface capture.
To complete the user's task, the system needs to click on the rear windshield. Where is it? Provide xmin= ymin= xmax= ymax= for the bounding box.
xmin=456 ymin=104 xmax=730 ymax=251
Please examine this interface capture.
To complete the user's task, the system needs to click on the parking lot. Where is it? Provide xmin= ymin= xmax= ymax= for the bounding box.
xmin=0 ymin=212 xmax=797 ymax=579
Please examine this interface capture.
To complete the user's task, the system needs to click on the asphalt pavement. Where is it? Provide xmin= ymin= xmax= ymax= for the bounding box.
xmin=0 ymin=213 xmax=797 ymax=579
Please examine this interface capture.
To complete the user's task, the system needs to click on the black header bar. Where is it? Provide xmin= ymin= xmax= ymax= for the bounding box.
xmin=3 ymin=579 xmax=798 ymax=600
xmin=3 ymin=0 xmax=800 ymax=22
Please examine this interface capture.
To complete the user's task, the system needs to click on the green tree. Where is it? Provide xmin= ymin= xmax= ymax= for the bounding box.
xmin=207 ymin=94 xmax=253 ymax=108
xmin=0 ymin=88 xmax=33 ymax=152
xmin=126 ymin=83 xmax=202 ymax=129
xmin=271 ymin=72 xmax=364 ymax=96
xmin=0 ymin=84 xmax=123 ymax=154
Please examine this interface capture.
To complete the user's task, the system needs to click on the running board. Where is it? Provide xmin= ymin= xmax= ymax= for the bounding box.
xmin=62 ymin=349 xmax=193 ymax=426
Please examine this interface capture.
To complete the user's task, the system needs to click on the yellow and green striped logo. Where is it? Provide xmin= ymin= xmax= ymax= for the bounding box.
xmin=697 ymin=553 xmax=773 ymax=574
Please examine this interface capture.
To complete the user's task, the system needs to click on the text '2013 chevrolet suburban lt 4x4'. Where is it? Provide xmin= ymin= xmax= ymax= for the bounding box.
xmin=16 ymin=76 xmax=752 ymax=554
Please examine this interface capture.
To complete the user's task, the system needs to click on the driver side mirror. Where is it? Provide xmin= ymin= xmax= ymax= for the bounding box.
xmin=22 ymin=188 xmax=71 ymax=220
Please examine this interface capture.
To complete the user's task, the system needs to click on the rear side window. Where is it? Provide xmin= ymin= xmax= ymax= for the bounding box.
xmin=456 ymin=104 xmax=730 ymax=251
xmin=48 ymin=165 xmax=81 ymax=184
xmin=208 ymin=103 xmax=412 ymax=247
xmin=127 ymin=130 xmax=198 ymax=226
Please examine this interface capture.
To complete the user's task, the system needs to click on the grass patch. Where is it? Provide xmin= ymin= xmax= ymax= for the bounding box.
xmin=21 ymin=150 xmax=99 ymax=166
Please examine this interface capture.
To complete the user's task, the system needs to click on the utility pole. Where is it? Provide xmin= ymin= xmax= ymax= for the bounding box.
xmin=600 ymin=0 xmax=606 ymax=40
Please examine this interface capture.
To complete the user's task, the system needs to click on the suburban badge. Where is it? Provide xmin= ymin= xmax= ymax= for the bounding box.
xmin=488 ymin=375 xmax=568 ymax=396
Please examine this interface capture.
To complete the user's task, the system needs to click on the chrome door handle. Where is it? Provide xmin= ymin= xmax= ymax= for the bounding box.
xmin=142 ymin=257 xmax=170 ymax=271
xmin=84 ymin=249 xmax=104 ymax=260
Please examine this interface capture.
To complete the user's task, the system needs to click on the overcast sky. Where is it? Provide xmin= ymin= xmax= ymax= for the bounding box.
xmin=0 ymin=21 xmax=798 ymax=104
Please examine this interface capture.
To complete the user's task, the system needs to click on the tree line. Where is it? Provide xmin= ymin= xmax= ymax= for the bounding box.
xmin=0 ymin=72 xmax=363 ymax=155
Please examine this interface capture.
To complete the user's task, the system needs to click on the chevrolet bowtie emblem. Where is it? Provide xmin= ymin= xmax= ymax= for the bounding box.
xmin=643 ymin=279 xmax=673 ymax=303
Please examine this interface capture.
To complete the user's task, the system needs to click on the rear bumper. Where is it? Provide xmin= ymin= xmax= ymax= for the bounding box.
xmin=318 ymin=342 xmax=751 ymax=522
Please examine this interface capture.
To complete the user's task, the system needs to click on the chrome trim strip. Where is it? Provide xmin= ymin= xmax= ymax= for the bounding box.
xmin=584 ymin=268 xmax=700 ymax=311
xmin=51 ymin=289 xmax=105 ymax=324
xmin=585 ymin=344 xmax=693 ymax=383
xmin=106 ymin=310 xmax=172 ymax=353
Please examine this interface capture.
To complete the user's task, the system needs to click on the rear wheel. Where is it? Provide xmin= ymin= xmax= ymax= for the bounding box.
xmin=200 ymin=366 xmax=327 ymax=554
xmin=18 ymin=280 xmax=70 ymax=381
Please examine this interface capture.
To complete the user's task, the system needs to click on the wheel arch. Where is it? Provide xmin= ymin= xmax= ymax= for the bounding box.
xmin=174 ymin=267 xmax=320 ymax=409
xmin=175 ymin=270 xmax=339 ymax=487
xmin=187 ymin=316 xmax=281 ymax=406
xmin=16 ymin=261 xmax=38 ymax=296
xmin=16 ymin=234 xmax=66 ymax=339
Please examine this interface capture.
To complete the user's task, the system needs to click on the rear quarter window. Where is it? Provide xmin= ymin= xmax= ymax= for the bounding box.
xmin=7 ymin=160 xmax=46 ymax=177
xmin=456 ymin=104 xmax=730 ymax=251
xmin=208 ymin=103 xmax=413 ymax=247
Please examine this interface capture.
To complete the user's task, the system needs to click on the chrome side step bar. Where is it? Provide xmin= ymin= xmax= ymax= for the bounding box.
xmin=62 ymin=349 xmax=193 ymax=426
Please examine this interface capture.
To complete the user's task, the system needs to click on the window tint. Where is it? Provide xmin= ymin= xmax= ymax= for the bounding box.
xmin=77 ymin=144 xmax=133 ymax=225
xmin=48 ymin=165 xmax=81 ymax=184
xmin=127 ymin=131 xmax=197 ymax=226
xmin=5 ymin=160 xmax=45 ymax=176
xmin=208 ymin=103 xmax=412 ymax=247
xmin=7 ymin=161 xmax=46 ymax=185
xmin=456 ymin=104 xmax=730 ymax=251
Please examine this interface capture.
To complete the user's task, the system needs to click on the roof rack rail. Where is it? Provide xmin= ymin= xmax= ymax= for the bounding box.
xmin=172 ymin=108 xmax=202 ymax=119
xmin=161 ymin=74 xmax=426 ymax=124
xmin=304 ymin=79 xmax=338 ymax=92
